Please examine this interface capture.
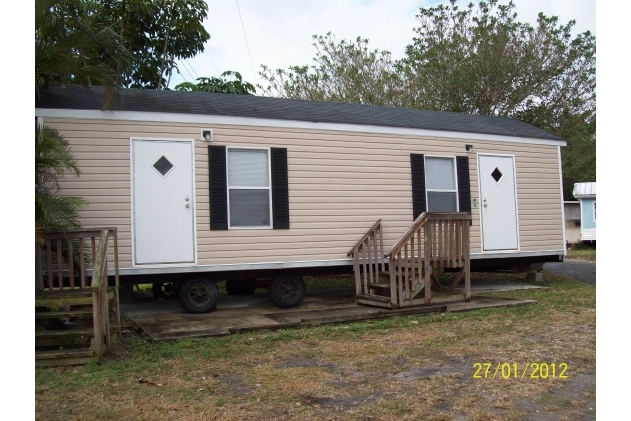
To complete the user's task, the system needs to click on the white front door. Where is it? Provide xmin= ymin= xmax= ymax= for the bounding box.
xmin=478 ymin=154 xmax=519 ymax=251
xmin=132 ymin=139 xmax=196 ymax=265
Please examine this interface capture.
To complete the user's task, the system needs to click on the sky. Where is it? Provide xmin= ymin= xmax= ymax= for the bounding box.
xmin=169 ymin=0 xmax=597 ymax=90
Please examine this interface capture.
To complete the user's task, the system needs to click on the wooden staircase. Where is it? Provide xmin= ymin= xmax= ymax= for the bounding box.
xmin=35 ymin=229 xmax=120 ymax=367
xmin=348 ymin=213 xmax=471 ymax=309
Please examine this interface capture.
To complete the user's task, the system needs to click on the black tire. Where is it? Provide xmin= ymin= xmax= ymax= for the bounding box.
xmin=225 ymin=279 xmax=256 ymax=295
xmin=178 ymin=277 xmax=219 ymax=314
xmin=269 ymin=273 xmax=306 ymax=308
xmin=152 ymin=282 xmax=177 ymax=300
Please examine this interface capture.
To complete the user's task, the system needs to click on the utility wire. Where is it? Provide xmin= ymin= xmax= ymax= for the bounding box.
xmin=235 ymin=0 xmax=258 ymax=85
xmin=186 ymin=59 xmax=199 ymax=79
xmin=179 ymin=60 xmax=195 ymax=83
xmin=204 ymin=49 xmax=221 ymax=75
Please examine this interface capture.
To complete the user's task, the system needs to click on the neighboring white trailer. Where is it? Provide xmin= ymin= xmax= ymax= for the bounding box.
xmin=573 ymin=182 xmax=596 ymax=242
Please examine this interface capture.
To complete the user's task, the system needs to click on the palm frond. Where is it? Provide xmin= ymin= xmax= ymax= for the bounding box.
xmin=35 ymin=193 xmax=87 ymax=233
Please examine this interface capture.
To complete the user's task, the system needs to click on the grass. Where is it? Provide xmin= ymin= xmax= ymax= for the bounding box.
xmin=567 ymin=249 xmax=596 ymax=261
xmin=35 ymin=271 xmax=595 ymax=421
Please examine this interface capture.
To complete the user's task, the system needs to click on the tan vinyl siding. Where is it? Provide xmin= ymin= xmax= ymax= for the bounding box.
xmin=45 ymin=117 xmax=564 ymax=268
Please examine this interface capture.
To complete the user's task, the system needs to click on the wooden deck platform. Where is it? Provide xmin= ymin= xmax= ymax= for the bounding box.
xmin=122 ymin=280 xmax=541 ymax=341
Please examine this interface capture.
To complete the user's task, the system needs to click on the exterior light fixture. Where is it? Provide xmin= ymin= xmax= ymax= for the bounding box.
xmin=201 ymin=129 xmax=213 ymax=141
xmin=465 ymin=144 xmax=473 ymax=152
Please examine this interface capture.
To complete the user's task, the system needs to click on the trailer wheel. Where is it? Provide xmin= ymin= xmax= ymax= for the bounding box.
xmin=152 ymin=282 xmax=177 ymax=300
xmin=225 ymin=279 xmax=256 ymax=295
xmin=269 ymin=273 xmax=306 ymax=308
xmin=178 ymin=277 xmax=218 ymax=314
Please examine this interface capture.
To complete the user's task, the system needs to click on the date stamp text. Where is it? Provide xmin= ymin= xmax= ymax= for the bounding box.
xmin=472 ymin=362 xmax=569 ymax=379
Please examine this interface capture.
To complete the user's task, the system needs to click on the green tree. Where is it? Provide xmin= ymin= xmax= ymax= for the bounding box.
xmin=95 ymin=0 xmax=210 ymax=89
xmin=401 ymin=0 xmax=595 ymax=121
xmin=36 ymin=0 xmax=132 ymax=108
xmin=259 ymin=0 xmax=596 ymax=198
xmin=37 ymin=0 xmax=210 ymax=90
xmin=174 ymin=71 xmax=256 ymax=94
xmin=259 ymin=33 xmax=403 ymax=106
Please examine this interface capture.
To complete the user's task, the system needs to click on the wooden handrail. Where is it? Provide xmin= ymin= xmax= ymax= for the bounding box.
xmin=386 ymin=212 xmax=471 ymax=257
xmin=347 ymin=219 xmax=382 ymax=257
xmin=386 ymin=213 xmax=427 ymax=257
xmin=90 ymin=229 xmax=109 ymax=361
xmin=90 ymin=230 xmax=109 ymax=292
xmin=41 ymin=227 xmax=118 ymax=240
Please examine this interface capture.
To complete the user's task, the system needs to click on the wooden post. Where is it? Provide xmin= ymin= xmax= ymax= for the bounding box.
xmin=79 ymin=237 xmax=86 ymax=289
xmin=450 ymin=220 xmax=456 ymax=267
xmin=397 ymin=250 xmax=403 ymax=307
xmin=432 ymin=221 xmax=438 ymax=266
xmin=424 ymin=223 xmax=432 ymax=305
xmin=362 ymin=244 xmax=368 ymax=294
xmin=36 ymin=242 xmax=44 ymax=292
xmin=90 ymin=230 xmax=109 ymax=360
xmin=372 ymin=230 xmax=379 ymax=281
xmin=404 ymin=243 xmax=409 ymax=300
xmin=113 ymin=228 xmax=120 ymax=289
xmin=455 ymin=220 xmax=461 ymax=266
xmin=409 ymin=234 xmax=414 ymax=300
xmin=104 ymin=254 xmax=111 ymax=349
xmin=92 ymin=286 xmax=103 ymax=361
xmin=367 ymin=235 xmax=374 ymax=285
xmin=91 ymin=237 xmax=96 ymax=269
xmin=416 ymin=228 xmax=422 ymax=293
xmin=389 ymin=256 xmax=397 ymax=307
xmin=379 ymin=225 xmax=385 ymax=274
xmin=437 ymin=220 xmax=443 ymax=269
xmin=56 ymin=239 xmax=64 ymax=290
xmin=46 ymin=240 xmax=53 ymax=290
xmin=354 ymin=253 xmax=361 ymax=296
xmin=464 ymin=220 xmax=471 ymax=302
xmin=68 ymin=239 xmax=75 ymax=289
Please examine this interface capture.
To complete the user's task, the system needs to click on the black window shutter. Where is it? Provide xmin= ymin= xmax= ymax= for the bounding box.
xmin=208 ymin=145 xmax=228 ymax=230
xmin=456 ymin=156 xmax=471 ymax=213
xmin=271 ymin=148 xmax=290 ymax=229
xmin=410 ymin=154 xmax=426 ymax=219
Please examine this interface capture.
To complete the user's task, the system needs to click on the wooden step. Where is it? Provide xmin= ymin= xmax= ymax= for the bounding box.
xmin=356 ymin=294 xmax=391 ymax=303
xmin=355 ymin=294 xmax=393 ymax=309
xmin=35 ymin=309 xmax=94 ymax=319
xmin=35 ymin=287 xmax=117 ymax=307
xmin=35 ymin=328 xmax=94 ymax=339
xmin=367 ymin=282 xmax=391 ymax=289
xmin=35 ymin=324 xmax=120 ymax=339
xmin=35 ymin=348 xmax=97 ymax=367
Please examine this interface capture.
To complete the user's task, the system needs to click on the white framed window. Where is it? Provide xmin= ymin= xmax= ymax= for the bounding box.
xmin=226 ymin=147 xmax=272 ymax=229
xmin=425 ymin=156 xmax=459 ymax=212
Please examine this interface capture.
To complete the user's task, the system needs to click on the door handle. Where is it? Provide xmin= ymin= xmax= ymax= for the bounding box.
xmin=185 ymin=204 xmax=190 ymax=208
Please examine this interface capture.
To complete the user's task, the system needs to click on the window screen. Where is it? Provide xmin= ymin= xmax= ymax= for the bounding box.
xmin=425 ymin=157 xmax=458 ymax=212
xmin=227 ymin=148 xmax=271 ymax=228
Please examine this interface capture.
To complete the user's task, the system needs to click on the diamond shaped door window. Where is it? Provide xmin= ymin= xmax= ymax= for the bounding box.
xmin=491 ymin=167 xmax=503 ymax=183
xmin=153 ymin=155 xmax=174 ymax=177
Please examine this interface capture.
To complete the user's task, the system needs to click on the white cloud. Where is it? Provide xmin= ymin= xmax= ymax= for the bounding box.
xmin=171 ymin=0 xmax=596 ymax=90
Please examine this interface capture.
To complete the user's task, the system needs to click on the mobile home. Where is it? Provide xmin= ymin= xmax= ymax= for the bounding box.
xmin=36 ymin=87 xmax=566 ymax=312
xmin=573 ymin=182 xmax=596 ymax=242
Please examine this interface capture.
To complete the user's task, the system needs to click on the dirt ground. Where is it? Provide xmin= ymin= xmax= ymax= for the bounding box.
xmin=35 ymin=272 xmax=596 ymax=420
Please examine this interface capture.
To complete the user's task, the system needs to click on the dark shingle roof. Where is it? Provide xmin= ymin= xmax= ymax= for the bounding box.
xmin=35 ymin=86 xmax=563 ymax=141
